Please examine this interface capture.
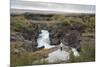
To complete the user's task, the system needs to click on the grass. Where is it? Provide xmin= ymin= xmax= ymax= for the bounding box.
xmin=11 ymin=39 xmax=95 ymax=66
xmin=68 ymin=37 xmax=95 ymax=63
xmin=10 ymin=49 xmax=48 ymax=66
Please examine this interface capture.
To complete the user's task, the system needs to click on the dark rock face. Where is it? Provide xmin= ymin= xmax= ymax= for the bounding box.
xmin=11 ymin=32 xmax=38 ymax=52
xmin=61 ymin=30 xmax=81 ymax=51
xmin=11 ymin=23 xmax=82 ymax=52
xmin=49 ymin=29 xmax=61 ymax=45
xmin=49 ymin=28 xmax=81 ymax=51
xmin=48 ymin=24 xmax=81 ymax=51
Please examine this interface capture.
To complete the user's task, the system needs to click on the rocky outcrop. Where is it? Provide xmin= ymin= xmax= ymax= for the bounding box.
xmin=11 ymin=32 xmax=38 ymax=52
xmin=11 ymin=23 xmax=82 ymax=52
xmin=11 ymin=32 xmax=25 ymax=41
xmin=48 ymin=24 xmax=82 ymax=51
xmin=61 ymin=30 xmax=81 ymax=51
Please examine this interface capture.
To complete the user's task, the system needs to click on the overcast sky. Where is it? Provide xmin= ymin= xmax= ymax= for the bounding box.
xmin=11 ymin=0 xmax=95 ymax=14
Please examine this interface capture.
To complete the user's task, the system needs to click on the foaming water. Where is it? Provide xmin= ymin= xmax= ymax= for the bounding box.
xmin=71 ymin=48 xmax=80 ymax=57
xmin=37 ymin=30 xmax=80 ymax=63
xmin=37 ymin=30 xmax=55 ymax=48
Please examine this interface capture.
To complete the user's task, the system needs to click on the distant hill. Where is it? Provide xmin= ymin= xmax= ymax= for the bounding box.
xmin=11 ymin=8 xmax=95 ymax=16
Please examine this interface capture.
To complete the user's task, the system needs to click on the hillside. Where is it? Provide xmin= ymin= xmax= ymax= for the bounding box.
xmin=10 ymin=13 xmax=95 ymax=66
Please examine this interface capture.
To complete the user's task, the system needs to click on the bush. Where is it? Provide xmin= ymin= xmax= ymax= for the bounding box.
xmin=68 ymin=38 xmax=95 ymax=63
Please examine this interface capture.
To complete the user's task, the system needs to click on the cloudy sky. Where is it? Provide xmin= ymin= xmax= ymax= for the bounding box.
xmin=11 ymin=0 xmax=95 ymax=14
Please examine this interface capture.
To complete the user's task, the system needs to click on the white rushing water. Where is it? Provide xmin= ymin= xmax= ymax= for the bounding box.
xmin=37 ymin=30 xmax=55 ymax=48
xmin=37 ymin=30 xmax=80 ymax=63
xmin=71 ymin=48 xmax=80 ymax=57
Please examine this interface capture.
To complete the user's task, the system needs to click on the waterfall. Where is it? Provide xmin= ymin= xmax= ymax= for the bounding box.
xmin=36 ymin=29 xmax=80 ymax=63
xmin=37 ymin=30 xmax=55 ymax=49
xmin=71 ymin=48 xmax=80 ymax=57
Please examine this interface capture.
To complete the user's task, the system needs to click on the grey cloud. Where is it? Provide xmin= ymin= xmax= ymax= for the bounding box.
xmin=11 ymin=0 xmax=95 ymax=14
